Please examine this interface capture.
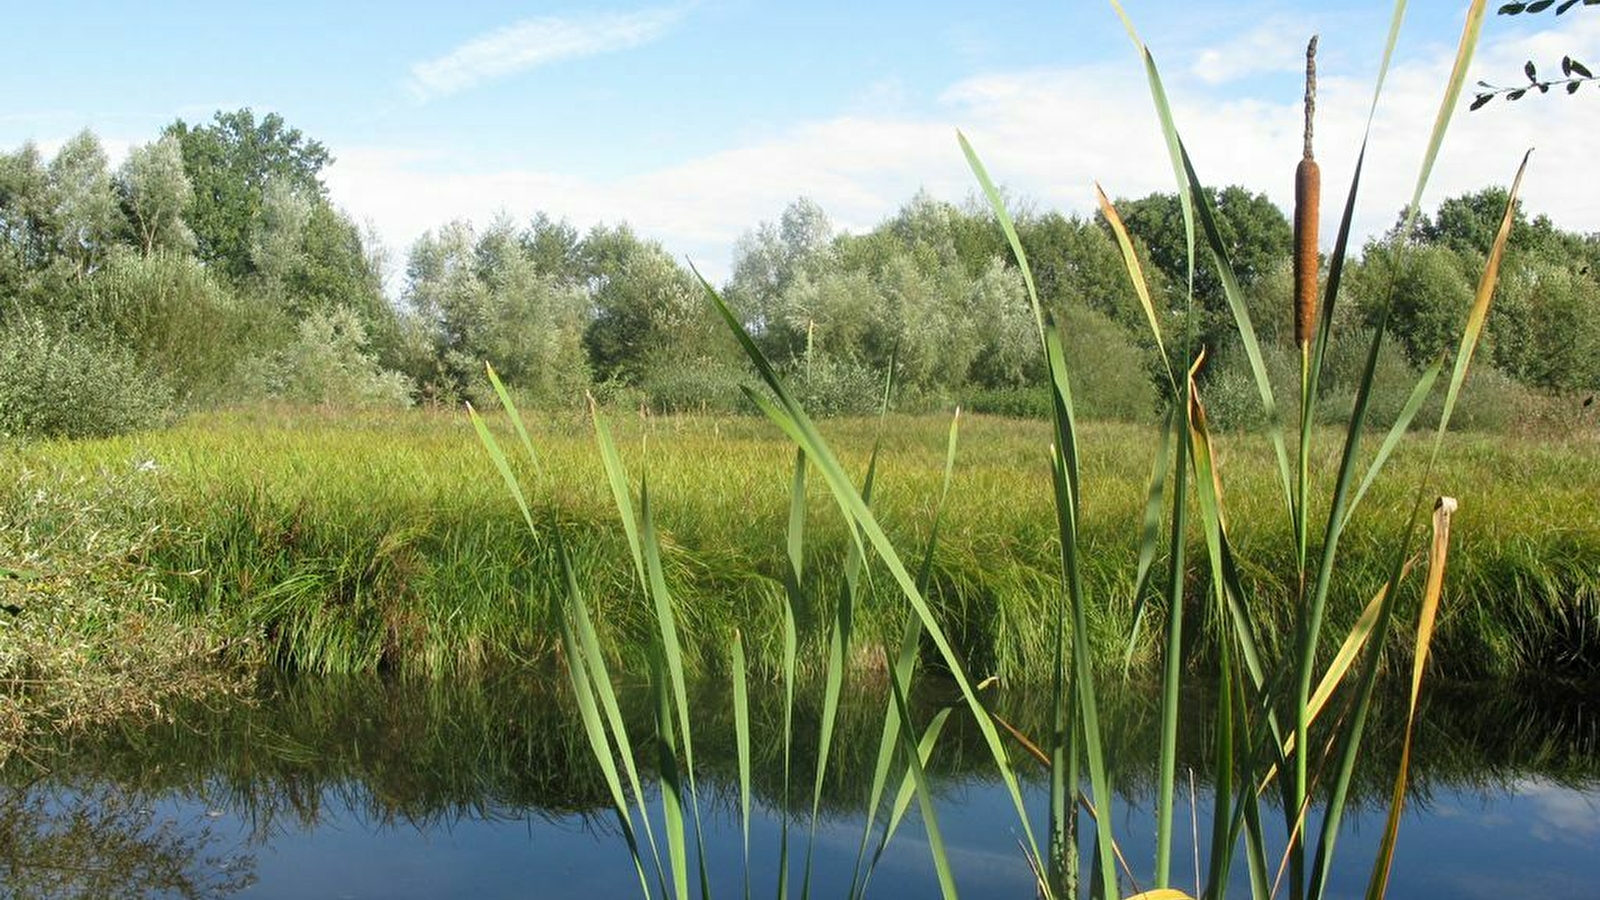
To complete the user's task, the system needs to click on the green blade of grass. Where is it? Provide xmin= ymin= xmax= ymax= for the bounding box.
xmin=958 ymin=132 xmax=1046 ymax=345
xmin=706 ymin=280 xmax=1051 ymax=890
xmin=1432 ymin=149 xmax=1530 ymax=444
xmin=1340 ymin=360 xmax=1442 ymax=532
xmin=889 ymin=663 xmax=961 ymax=900
xmin=638 ymin=480 xmax=714 ymax=900
xmin=732 ymin=630 xmax=752 ymax=900
xmin=1152 ymin=400 xmax=1187 ymax=888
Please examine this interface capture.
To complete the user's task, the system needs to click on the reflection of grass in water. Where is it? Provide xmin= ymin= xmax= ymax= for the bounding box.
xmin=4 ymin=671 xmax=1594 ymax=841
xmin=0 ymin=780 xmax=256 ymax=899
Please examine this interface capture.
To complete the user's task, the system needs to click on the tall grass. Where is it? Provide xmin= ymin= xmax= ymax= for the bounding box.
xmin=468 ymin=1 xmax=1561 ymax=898
xmin=10 ymin=408 xmax=1596 ymax=681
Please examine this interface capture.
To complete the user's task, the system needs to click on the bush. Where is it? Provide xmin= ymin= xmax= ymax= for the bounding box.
xmin=1059 ymin=306 xmax=1160 ymax=420
xmin=1189 ymin=340 xmax=1299 ymax=431
xmin=962 ymin=385 xmax=1053 ymax=419
xmin=0 ymin=319 xmax=173 ymax=439
xmin=640 ymin=355 xmax=753 ymax=414
xmin=79 ymin=249 xmax=262 ymax=406
xmin=781 ymin=353 xmax=887 ymax=418
xmin=235 ymin=307 xmax=413 ymax=408
xmin=1321 ymin=327 xmax=1539 ymax=432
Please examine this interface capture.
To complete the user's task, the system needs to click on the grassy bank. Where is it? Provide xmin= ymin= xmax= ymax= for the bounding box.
xmin=4 ymin=404 xmax=1595 ymax=683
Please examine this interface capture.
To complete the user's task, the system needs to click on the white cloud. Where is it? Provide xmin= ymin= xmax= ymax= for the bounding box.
xmin=1192 ymin=17 xmax=1312 ymax=86
xmin=408 ymin=5 xmax=689 ymax=101
xmin=331 ymin=15 xmax=1600 ymax=291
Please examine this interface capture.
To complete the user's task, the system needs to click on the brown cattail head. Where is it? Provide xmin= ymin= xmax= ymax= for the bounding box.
xmin=1294 ymin=36 xmax=1321 ymax=348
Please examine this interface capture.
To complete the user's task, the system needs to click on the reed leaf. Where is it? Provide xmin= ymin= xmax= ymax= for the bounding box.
xmin=1364 ymin=499 xmax=1455 ymax=900
xmin=732 ymin=630 xmax=751 ymax=900
xmin=1096 ymin=185 xmax=1176 ymax=392
xmin=705 ymin=279 xmax=1051 ymax=889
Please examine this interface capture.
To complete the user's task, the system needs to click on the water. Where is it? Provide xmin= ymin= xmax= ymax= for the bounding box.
xmin=4 ymin=673 xmax=1595 ymax=899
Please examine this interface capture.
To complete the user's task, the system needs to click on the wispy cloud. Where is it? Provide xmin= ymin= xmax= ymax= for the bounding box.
xmin=1191 ymin=16 xmax=1312 ymax=86
xmin=408 ymin=5 xmax=689 ymax=101
xmin=333 ymin=16 xmax=1600 ymax=288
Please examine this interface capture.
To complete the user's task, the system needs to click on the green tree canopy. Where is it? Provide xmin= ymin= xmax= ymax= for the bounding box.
xmin=165 ymin=109 xmax=331 ymax=280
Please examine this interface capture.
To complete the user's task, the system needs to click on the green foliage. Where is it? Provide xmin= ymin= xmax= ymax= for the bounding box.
xmin=46 ymin=130 xmax=124 ymax=278
xmin=0 ymin=318 xmax=172 ymax=439
xmin=79 ymin=249 xmax=257 ymax=406
xmin=115 ymin=134 xmax=196 ymax=257
xmin=1489 ymin=260 xmax=1600 ymax=392
xmin=580 ymin=223 xmax=710 ymax=383
xmin=1352 ymin=242 xmax=1477 ymax=366
xmin=1111 ymin=184 xmax=1292 ymax=309
xmin=269 ymin=306 xmax=414 ymax=407
xmin=402 ymin=218 xmax=592 ymax=404
xmin=166 ymin=109 xmax=331 ymax=281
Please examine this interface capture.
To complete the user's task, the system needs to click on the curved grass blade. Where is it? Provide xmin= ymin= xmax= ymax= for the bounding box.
xmin=1097 ymin=184 xmax=1177 ymax=391
xmin=862 ymin=706 xmax=954 ymax=897
xmin=732 ymin=631 xmax=752 ymax=900
xmin=889 ymin=663 xmax=961 ymax=900
xmin=1107 ymin=2 xmax=1197 ymax=296
xmin=1433 ymin=149 xmax=1530 ymax=443
xmin=959 ymin=132 xmax=1045 ymax=345
xmin=1122 ymin=406 xmax=1177 ymax=673
xmin=704 ymin=278 xmax=1052 ymax=892
xmin=1364 ymin=498 xmax=1454 ymax=900
xmin=1340 ymin=361 xmax=1442 ymax=532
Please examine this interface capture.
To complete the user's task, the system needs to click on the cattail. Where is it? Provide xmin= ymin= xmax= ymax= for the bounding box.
xmin=1294 ymin=36 xmax=1320 ymax=349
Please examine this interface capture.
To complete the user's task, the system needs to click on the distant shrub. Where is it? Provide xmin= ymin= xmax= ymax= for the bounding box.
xmin=962 ymin=385 xmax=1052 ymax=419
xmin=640 ymin=355 xmax=753 ymax=414
xmin=237 ymin=307 xmax=413 ymax=408
xmin=783 ymin=354 xmax=886 ymax=417
xmin=1317 ymin=328 xmax=1425 ymax=429
xmin=0 ymin=319 xmax=173 ymax=439
xmin=1320 ymin=327 xmax=1536 ymax=432
xmin=79 ymin=249 xmax=261 ymax=406
xmin=1197 ymin=341 xmax=1299 ymax=431
xmin=1059 ymin=306 xmax=1160 ymax=420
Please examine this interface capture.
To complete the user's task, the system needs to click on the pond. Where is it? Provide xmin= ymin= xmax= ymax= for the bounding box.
xmin=2 ymin=672 xmax=1595 ymax=899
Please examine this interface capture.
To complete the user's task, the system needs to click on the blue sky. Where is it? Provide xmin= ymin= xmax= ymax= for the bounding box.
xmin=4 ymin=1 xmax=1595 ymax=285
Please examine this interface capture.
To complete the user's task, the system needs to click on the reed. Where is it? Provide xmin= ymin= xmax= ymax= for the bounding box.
xmin=468 ymin=1 xmax=1567 ymax=898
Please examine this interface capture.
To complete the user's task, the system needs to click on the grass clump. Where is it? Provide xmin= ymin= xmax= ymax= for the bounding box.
xmin=0 ymin=459 xmax=247 ymax=765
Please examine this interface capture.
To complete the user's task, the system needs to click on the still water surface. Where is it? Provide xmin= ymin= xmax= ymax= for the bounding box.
xmin=5 ymin=673 xmax=1595 ymax=899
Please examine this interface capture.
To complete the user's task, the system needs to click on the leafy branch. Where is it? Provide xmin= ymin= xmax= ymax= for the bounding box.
xmin=1472 ymin=0 xmax=1598 ymax=108
xmin=1472 ymin=55 xmax=1597 ymax=108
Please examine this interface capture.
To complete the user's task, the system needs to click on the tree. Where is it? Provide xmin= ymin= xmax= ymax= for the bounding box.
xmin=727 ymin=197 xmax=838 ymax=358
xmin=0 ymin=143 xmax=54 ymax=283
xmin=579 ymin=223 xmax=705 ymax=382
xmin=1350 ymin=242 xmax=1477 ymax=366
xmin=1489 ymin=258 xmax=1600 ymax=393
xmin=401 ymin=218 xmax=590 ymax=401
xmin=47 ymin=130 xmax=124 ymax=278
xmin=248 ymin=176 xmax=313 ymax=290
xmin=115 ymin=135 xmax=196 ymax=257
xmin=1112 ymin=185 xmax=1292 ymax=357
xmin=165 ymin=109 xmax=331 ymax=280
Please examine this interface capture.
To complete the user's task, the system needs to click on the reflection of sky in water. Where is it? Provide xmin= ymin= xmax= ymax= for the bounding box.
xmin=134 ymin=772 xmax=1599 ymax=900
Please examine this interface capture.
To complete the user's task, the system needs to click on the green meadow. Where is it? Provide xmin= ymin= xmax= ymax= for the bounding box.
xmin=8 ymin=404 xmax=1596 ymax=683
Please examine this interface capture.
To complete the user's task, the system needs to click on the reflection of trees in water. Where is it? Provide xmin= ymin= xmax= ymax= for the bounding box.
xmin=0 ymin=780 xmax=255 ymax=899
xmin=7 ymin=670 xmax=1597 ymax=847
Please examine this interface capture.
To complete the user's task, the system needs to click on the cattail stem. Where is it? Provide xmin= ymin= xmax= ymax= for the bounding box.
xmin=1294 ymin=36 xmax=1321 ymax=349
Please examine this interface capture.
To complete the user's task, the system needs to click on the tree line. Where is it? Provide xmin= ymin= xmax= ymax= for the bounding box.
xmin=3 ymin=109 xmax=1596 ymax=438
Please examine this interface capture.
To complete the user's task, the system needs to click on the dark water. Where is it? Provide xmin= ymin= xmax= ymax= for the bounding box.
xmin=3 ymin=673 xmax=1595 ymax=899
